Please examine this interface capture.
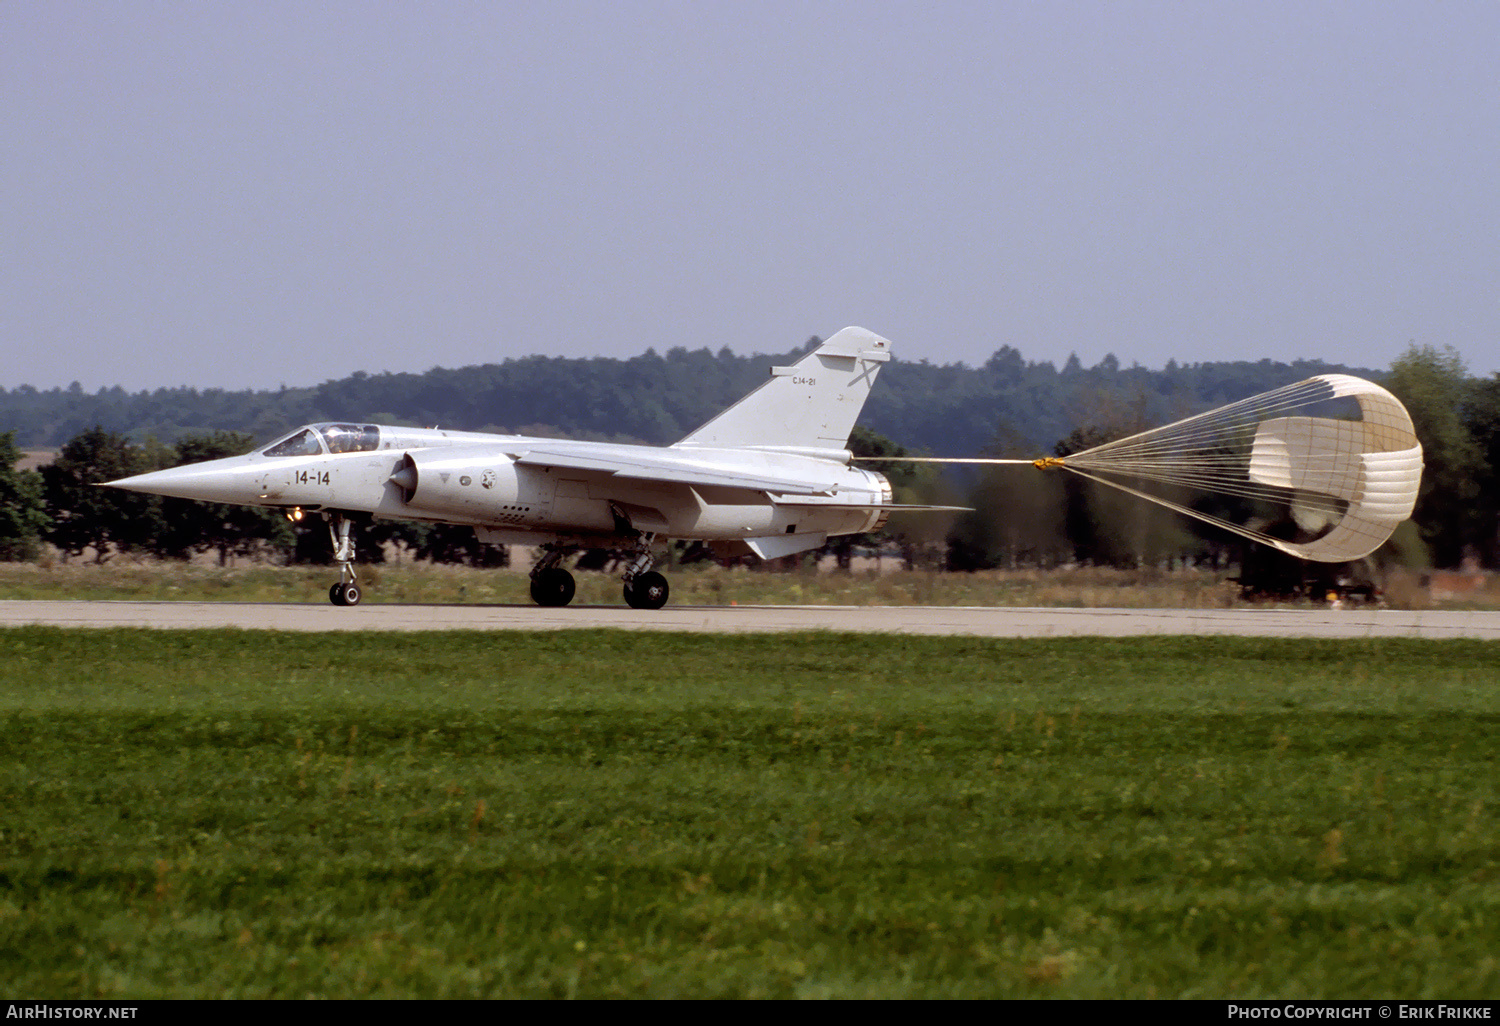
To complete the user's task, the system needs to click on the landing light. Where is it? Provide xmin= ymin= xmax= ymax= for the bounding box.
xmin=286 ymin=507 xmax=304 ymax=522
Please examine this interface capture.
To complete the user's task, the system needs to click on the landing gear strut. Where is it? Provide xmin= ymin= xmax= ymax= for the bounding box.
xmin=622 ymin=534 xmax=669 ymax=610
xmin=326 ymin=513 xmax=361 ymax=606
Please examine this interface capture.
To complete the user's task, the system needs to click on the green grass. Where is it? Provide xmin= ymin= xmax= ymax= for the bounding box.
xmin=1 ymin=558 xmax=1255 ymax=607
xmin=0 ymin=558 xmax=1348 ymax=608
xmin=1 ymin=628 xmax=1497 ymax=997
xmin=4 ymin=557 xmax=1488 ymax=609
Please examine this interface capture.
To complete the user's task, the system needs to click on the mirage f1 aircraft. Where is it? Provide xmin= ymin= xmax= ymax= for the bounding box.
xmin=107 ymin=327 xmax=958 ymax=609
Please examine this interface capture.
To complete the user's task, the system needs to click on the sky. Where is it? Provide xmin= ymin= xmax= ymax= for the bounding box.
xmin=4 ymin=1 xmax=1497 ymax=392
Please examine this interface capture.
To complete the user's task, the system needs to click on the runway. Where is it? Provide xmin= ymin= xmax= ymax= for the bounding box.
xmin=3 ymin=599 xmax=1499 ymax=639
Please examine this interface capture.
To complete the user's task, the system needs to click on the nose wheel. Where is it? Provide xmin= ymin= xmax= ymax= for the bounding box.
xmin=330 ymin=581 xmax=361 ymax=606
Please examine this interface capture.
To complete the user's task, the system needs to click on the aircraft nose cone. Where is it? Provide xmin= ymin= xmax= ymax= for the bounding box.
xmin=103 ymin=461 xmax=258 ymax=504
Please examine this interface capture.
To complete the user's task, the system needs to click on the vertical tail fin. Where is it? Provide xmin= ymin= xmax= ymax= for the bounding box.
xmin=673 ymin=327 xmax=892 ymax=452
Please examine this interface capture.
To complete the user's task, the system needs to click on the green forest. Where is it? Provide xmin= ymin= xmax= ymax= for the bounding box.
xmin=2 ymin=340 xmax=1497 ymax=574
xmin=0 ymin=340 xmax=1383 ymax=454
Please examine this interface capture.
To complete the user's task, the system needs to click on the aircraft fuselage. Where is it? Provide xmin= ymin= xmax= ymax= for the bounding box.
xmin=104 ymin=326 xmax=950 ymax=608
xmin=113 ymin=426 xmax=890 ymax=550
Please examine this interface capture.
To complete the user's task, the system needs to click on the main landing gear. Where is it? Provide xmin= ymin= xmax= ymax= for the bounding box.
xmin=529 ymin=546 xmax=576 ymax=607
xmin=527 ymin=536 xmax=670 ymax=610
xmin=621 ymin=536 xmax=669 ymax=610
xmin=326 ymin=512 xmax=361 ymax=606
xmin=623 ymin=570 xmax=669 ymax=610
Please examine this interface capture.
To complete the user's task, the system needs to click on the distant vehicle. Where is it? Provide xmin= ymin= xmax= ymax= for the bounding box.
xmin=107 ymin=328 xmax=959 ymax=609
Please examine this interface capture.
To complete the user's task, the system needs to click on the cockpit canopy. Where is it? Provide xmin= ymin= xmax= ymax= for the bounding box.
xmin=262 ymin=423 xmax=383 ymax=458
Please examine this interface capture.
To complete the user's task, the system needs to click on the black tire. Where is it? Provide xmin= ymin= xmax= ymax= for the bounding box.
xmin=624 ymin=571 xmax=669 ymax=610
xmin=530 ymin=567 xmax=576 ymax=607
xmin=329 ymin=583 xmax=347 ymax=606
xmin=342 ymin=582 xmax=361 ymax=606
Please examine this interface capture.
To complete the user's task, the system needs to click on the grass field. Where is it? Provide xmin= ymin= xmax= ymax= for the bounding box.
xmin=0 ymin=558 xmax=1250 ymax=608
xmin=4 ymin=557 xmax=1484 ymax=609
xmin=1 ymin=627 xmax=1497 ymax=998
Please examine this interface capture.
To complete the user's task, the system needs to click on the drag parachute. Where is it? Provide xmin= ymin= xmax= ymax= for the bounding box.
xmin=1049 ymin=374 xmax=1422 ymax=561
xmin=867 ymin=374 xmax=1423 ymax=562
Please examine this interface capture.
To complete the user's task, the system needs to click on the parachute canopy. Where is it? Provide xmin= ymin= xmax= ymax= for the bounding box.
xmin=861 ymin=374 xmax=1423 ymax=562
xmin=1056 ymin=374 xmax=1423 ymax=562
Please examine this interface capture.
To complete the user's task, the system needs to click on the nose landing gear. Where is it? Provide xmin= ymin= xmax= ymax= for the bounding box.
xmin=326 ymin=513 xmax=361 ymax=606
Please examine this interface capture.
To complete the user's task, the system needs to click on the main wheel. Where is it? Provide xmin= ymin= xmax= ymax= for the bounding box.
xmin=530 ymin=567 xmax=576 ymax=607
xmin=624 ymin=570 xmax=669 ymax=610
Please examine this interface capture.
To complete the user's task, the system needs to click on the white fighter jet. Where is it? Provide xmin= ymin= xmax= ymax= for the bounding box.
xmin=107 ymin=327 xmax=959 ymax=609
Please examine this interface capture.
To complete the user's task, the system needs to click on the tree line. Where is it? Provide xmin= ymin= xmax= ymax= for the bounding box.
xmin=2 ymin=341 xmax=1496 ymax=571
xmin=2 ymin=340 xmax=1378 ymax=459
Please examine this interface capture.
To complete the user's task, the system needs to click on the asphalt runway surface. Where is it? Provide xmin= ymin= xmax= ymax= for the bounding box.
xmin=3 ymin=600 xmax=1499 ymax=639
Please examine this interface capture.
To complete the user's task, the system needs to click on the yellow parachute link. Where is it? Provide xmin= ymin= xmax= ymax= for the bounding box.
xmin=1032 ymin=456 xmax=1066 ymax=470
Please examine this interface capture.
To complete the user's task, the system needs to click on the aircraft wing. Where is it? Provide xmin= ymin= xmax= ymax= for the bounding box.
xmin=509 ymin=444 xmax=839 ymax=495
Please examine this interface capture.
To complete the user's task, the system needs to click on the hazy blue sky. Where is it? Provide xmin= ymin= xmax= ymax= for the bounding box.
xmin=5 ymin=1 xmax=1497 ymax=392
